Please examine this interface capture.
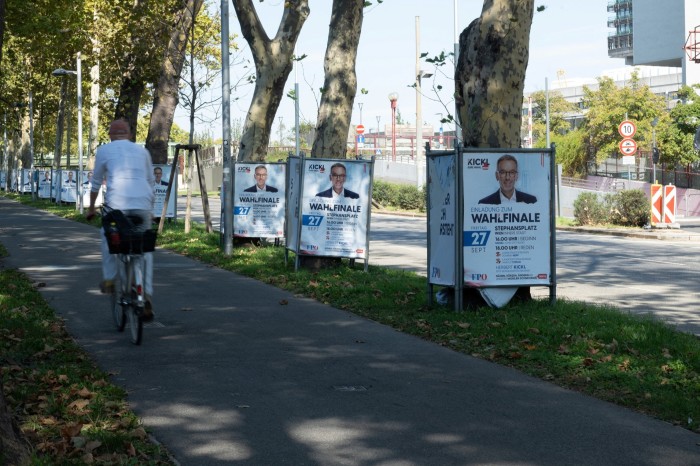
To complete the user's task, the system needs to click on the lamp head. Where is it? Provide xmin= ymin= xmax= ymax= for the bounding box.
xmin=52 ymin=68 xmax=77 ymax=77
xmin=388 ymin=92 xmax=399 ymax=102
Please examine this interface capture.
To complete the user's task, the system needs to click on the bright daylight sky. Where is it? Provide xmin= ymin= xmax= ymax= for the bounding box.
xmin=173 ymin=0 xmax=627 ymax=140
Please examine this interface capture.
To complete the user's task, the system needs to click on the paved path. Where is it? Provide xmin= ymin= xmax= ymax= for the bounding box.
xmin=1 ymin=197 xmax=699 ymax=465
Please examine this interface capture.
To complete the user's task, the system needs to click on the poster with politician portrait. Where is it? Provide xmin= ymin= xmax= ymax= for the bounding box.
xmin=297 ymin=159 xmax=372 ymax=259
xmin=38 ymin=169 xmax=53 ymax=199
xmin=233 ymin=163 xmax=286 ymax=238
xmin=462 ymin=151 xmax=551 ymax=287
xmin=152 ymin=164 xmax=176 ymax=218
xmin=60 ymin=170 xmax=79 ymax=202
xmin=19 ymin=169 xmax=33 ymax=193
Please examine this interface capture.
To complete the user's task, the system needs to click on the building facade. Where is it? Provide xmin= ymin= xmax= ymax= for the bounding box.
xmin=608 ymin=0 xmax=700 ymax=86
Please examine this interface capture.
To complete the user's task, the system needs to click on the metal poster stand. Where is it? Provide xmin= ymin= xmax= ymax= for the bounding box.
xmin=426 ymin=145 xmax=556 ymax=311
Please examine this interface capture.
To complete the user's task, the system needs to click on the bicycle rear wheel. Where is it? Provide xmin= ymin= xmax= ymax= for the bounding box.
xmin=112 ymin=277 xmax=126 ymax=331
xmin=126 ymin=300 xmax=143 ymax=345
xmin=127 ymin=259 xmax=144 ymax=345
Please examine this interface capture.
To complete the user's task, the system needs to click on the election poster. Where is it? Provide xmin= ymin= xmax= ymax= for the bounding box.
xmin=19 ymin=169 xmax=33 ymax=193
xmin=38 ymin=169 xmax=53 ymax=198
xmin=463 ymin=151 xmax=551 ymax=287
xmin=152 ymin=164 xmax=176 ymax=218
xmin=0 ymin=170 xmax=5 ymax=189
xmin=295 ymin=159 xmax=372 ymax=259
xmin=81 ymin=170 xmax=104 ymax=207
xmin=233 ymin=163 xmax=286 ymax=238
xmin=427 ymin=153 xmax=457 ymax=286
xmin=60 ymin=170 xmax=79 ymax=203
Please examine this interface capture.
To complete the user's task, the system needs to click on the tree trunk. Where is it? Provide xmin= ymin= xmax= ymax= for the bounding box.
xmin=232 ymin=0 xmax=309 ymax=161
xmin=455 ymin=0 xmax=535 ymax=304
xmin=455 ymin=0 xmax=534 ymax=148
xmin=146 ymin=0 xmax=204 ymax=165
xmin=114 ymin=73 xmax=145 ymax=142
xmin=0 ymin=0 xmax=6 ymax=66
xmin=311 ymin=0 xmax=364 ymax=158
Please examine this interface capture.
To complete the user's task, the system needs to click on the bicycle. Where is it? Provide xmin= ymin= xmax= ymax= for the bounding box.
xmin=102 ymin=206 xmax=157 ymax=345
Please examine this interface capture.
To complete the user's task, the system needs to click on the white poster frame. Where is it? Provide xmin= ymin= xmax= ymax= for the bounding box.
xmin=286 ymin=156 xmax=374 ymax=271
xmin=231 ymin=162 xmax=286 ymax=238
xmin=152 ymin=164 xmax=176 ymax=218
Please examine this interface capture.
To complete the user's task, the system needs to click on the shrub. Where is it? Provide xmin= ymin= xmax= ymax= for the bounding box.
xmin=573 ymin=192 xmax=607 ymax=225
xmin=372 ymin=180 xmax=425 ymax=212
xmin=372 ymin=180 xmax=396 ymax=207
xmin=608 ymin=189 xmax=649 ymax=227
xmin=396 ymin=184 xmax=425 ymax=211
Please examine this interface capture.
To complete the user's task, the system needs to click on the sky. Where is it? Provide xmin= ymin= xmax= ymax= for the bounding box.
xmin=173 ymin=0 xmax=624 ymax=140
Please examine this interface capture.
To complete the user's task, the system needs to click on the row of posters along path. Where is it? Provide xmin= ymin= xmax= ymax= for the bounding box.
xmin=2 ymin=166 xmax=176 ymax=219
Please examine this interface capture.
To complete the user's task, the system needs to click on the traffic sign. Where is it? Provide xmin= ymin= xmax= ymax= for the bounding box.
xmin=619 ymin=137 xmax=637 ymax=155
xmin=618 ymin=120 xmax=636 ymax=138
xmin=356 ymin=124 xmax=365 ymax=134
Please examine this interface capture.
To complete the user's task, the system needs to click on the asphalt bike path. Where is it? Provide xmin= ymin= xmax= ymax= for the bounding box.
xmin=1 ymin=197 xmax=699 ymax=465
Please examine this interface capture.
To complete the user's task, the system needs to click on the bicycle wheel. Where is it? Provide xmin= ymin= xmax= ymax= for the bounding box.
xmin=126 ymin=258 xmax=143 ymax=345
xmin=112 ymin=276 xmax=126 ymax=331
xmin=126 ymin=299 xmax=143 ymax=345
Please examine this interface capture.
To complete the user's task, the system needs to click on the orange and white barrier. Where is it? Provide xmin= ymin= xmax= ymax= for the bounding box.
xmin=663 ymin=184 xmax=676 ymax=224
xmin=650 ymin=184 xmax=663 ymax=225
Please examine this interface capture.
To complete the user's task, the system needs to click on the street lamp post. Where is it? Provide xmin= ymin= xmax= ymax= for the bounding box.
xmin=52 ymin=52 xmax=83 ymax=213
xmin=388 ymin=92 xmax=398 ymax=161
xmin=376 ymin=115 xmax=381 ymax=153
xmin=415 ymin=16 xmax=432 ymax=188
xmin=651 ymin=117 xmax=659 ymax=184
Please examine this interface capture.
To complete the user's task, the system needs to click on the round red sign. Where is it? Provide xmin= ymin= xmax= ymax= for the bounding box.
xmin=356 ymin=124 xmax=365 ymax=134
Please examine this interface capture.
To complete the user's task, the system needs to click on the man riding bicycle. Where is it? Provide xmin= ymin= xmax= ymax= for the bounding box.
xmin=87 ymin=119 xmax=156 ymax=321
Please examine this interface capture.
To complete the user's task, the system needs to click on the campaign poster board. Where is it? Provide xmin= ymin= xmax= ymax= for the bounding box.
xmin=463 ymin=151 xmax=552 ymax=287
xmin=427 ymin=153 xmax=457 ymax=286
xmin=289 ymin=158 xmax=373 ymax=259
xmin=0 ymin=170 xmax=5 ymax=190
xmin=60 ymin=169 xmax=79 ymax=203
xmin=152 ymin=164 xmax=176 ymax=218
xmin=286 ymin=157 xmax=302 ymax=249
xmin=19 ymin=169 xmax=33 ymax=193
xmin=232 ymin=162 xmax=286 ymax=238
xmin=81 ymin=170 xmax=104 ymax=207
xmin=38 ymin=169 xmax=53 ymax=198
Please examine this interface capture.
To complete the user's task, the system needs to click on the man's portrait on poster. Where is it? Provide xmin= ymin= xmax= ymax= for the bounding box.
xmin=244 ymin=165 xmax=278 ymax=193
xmin=154 ymin=167 xmax=169 ymax=186
xmin=315 ymin=162 xmax=359 ymax=199
xmin=478 ymin=154 xmax=537 ymax=205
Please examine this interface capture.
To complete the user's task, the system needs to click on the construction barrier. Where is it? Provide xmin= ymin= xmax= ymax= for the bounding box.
xmin=663 ymin=184 xmax=676 ymax=224
xmin=650 ymin=184 xmax=663 ymax=225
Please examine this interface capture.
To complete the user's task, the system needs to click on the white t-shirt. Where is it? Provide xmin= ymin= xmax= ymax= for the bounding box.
xmin=91 ymin=140 xmax=155 ymax=211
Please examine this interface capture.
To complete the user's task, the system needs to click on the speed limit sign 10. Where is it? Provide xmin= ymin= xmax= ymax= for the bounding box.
xmin=618 ymin=120 xmax=637 ymax=138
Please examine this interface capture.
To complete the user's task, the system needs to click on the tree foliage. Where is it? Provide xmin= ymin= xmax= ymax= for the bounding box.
xmin=527 ymin=90 xmax=578 ymax=142
xmin=580 ymin=72 xmax=665 ymax=164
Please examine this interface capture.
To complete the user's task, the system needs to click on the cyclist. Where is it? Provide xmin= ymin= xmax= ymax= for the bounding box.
xmin=86 ymin=119 xmax=156 ymax=321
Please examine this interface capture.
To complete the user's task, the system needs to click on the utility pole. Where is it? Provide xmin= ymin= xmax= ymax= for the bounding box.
xmin=220 ymin=0 xmax=233 ymax=255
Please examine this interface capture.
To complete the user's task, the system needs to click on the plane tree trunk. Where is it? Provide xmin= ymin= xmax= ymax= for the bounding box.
xmin=455 ymin=0 xmax=534 ymax=148
xmin=146 ymin=0 xmax=204 ymax=164
xmin=311 ymin=0 xmax=364 ymax=158
xmin=232 ymin=0 xmax=309 ymax=161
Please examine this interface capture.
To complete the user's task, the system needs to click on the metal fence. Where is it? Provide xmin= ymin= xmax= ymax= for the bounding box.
xmin=589 ymin=153 xmax=700 ymax=189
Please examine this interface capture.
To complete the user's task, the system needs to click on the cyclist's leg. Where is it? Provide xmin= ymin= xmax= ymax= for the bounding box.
xmin=100 ymin=226 xmax=117 ymax=293
xmin=123 ymin=208 xmax=154 ymax=301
